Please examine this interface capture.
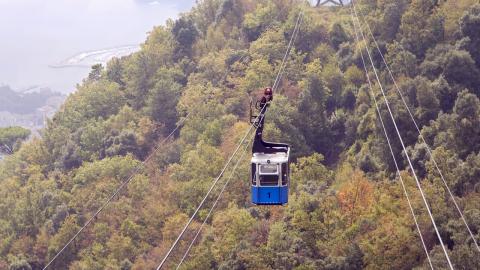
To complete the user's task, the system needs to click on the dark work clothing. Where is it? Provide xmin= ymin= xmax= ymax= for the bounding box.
xmin=259 ymin=94 xmax=273 ymax=108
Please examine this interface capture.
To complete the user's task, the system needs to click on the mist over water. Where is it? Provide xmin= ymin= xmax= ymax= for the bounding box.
xmin=0 ymin=0 xmax=195 ymax=93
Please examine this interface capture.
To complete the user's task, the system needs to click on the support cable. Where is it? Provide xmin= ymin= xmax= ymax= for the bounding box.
xmin=43 ymin=113 xmax=190 ymax=270
xmin=350 ymin=2 xmax=454 ymax=268
xmin=175 ymin=133 xmax=253 ymax=270
xmin=155 ymin=118 xmax=257 ymax=270
xmin=272 ymin=12 xmax=304 ymax=91
xmin=350 ymin=9 xmax=433 ymax=269
xmin=156 ymin=11 xmax=304 ymax=269
xmin=354 ymin=4 xmax=480 ymax=253
xmin=176 ymin=12 xmax=304 ymax=269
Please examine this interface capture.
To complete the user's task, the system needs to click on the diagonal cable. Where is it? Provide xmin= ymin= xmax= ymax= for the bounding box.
xmin=350 ymin=1 xmax=454 ymax=268
xmin=273 ymin=12 xmax=304 ymax=92
xmin=175 ymin=133 xmax=253 ymax=270
xmin=43 ymin=113 xmax=190 ymax=269
xmin=155 ymin=116 xmax=257 ymax=270
xmin=350 ymin=8 xmax=433 ymax=269
xmin=354 ymin=4 xmax=480 ymax=253
xmin=156 ymin=11 xmax=304 ymax=269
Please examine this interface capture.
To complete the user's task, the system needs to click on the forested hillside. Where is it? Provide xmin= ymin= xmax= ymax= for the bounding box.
xmin=1 ymin=0 xmax=480 ymax=269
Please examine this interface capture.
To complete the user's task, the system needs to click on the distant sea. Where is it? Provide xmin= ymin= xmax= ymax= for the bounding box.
xmin=0 ymin=0 xmax=195 ymax=94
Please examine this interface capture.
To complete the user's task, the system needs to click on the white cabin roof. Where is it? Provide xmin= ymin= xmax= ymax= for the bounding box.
xmin=251 ymin=152 xmax=288 ymax=164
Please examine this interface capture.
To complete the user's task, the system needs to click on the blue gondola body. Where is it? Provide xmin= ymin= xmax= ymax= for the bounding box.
xmin=251 ymin=152 xmax=290 ymax=205
xmin=251 ymin=186 xmax=288 ymax=205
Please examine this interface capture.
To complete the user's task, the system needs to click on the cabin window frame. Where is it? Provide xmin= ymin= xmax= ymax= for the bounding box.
xmin=259 ymin=163 xmax=278 ymax=174
xmin=281 ymin=162 xmax=288 ymax=186
xmin=251 ymin=163 xmax=257 ymax=186
xmin=258 ymin=163 xmax=280 ymax=186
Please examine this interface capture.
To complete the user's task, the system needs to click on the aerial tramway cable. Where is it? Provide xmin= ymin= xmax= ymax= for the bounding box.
xmin=353 ymin=2 xmax=480 ymax=253
xmin=350 ymin=8 xmax=433 ymax=269
xmin=155 ymin=117 xmax=258 ymax=270
xmin=44 ymin=10 xmax=293 ymax=268
xmin=350 ymin=1 xmax=454 ymax=269
xmin=156 ymin=10 xmax=304 ymax=269
xmin=272 ymin=11 xmax=303 ymax=92
xmin=175 ymin=133 xmax=254 ymax=270
xmin=42 ymin=113 xmax=190 ymax=270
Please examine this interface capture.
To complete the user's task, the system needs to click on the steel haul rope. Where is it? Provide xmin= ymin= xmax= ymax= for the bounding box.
xmin=43 ymin=114 xmax=190 ymax=269
xmin=354 ymin=1 xmax=480 ymax=253
xmin=350 ymin=1 xmax=454 ymax=268
xmin=175 ymin=133 xmax=253 ymax=269
xmin=350 ymin=6 xmax=433 ymax=269
xmin=155 ymin=10 xmax=304 ymax=269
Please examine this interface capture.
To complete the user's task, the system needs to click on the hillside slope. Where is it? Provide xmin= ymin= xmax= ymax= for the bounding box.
xmin=1 ymin=0 xmax=480 ymax=269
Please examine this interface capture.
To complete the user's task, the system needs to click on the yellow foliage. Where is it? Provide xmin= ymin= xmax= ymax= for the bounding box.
xmin=162 ymin=213 xmax=189 ymax=242
xmin=337 ymin=170 xmax=374 ymax=224
xmin=345 ymin=65 xmax=365 ymax=87
xmin=211 ymin=203 xmax=256 ymax=261
xmin=440 ymin=0 xmax=479 ymax=39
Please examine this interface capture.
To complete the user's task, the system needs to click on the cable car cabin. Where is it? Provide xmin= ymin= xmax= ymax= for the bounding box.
xmin=251 ymin=151 xmax=290 ymax=205
xmin=250 ymin=92 xmax=290 ymax=205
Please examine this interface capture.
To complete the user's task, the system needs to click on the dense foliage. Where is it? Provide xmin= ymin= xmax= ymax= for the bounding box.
xmin=1 ymin=0 xmax=480 ymax=269
xmin=0 ymin=127 xmax=31 ymax=155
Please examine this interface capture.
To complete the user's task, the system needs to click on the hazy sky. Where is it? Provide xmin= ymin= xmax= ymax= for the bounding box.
xmin=0 ymin=0 xmax=195 ymax=93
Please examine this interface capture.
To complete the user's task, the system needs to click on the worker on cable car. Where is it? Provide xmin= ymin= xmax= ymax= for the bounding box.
xmin=259 ymin=87 xmax=273 ymax=109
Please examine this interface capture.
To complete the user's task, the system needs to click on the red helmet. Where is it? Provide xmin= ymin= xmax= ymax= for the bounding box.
xmin=264 ymin=87 xmax=272 ymax=95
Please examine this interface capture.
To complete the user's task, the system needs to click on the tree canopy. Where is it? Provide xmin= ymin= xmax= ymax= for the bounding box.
xmin=0 ymin=126 xmax=31 ymax=155
xmin=1 ymin=0 xmax=480 ymax=269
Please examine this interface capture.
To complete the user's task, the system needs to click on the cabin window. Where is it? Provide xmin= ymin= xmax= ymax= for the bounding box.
xmin=259 ymin=164 xmax=278 ymax=186
xmin=259 ymin=164 xmax=278 ymax=174
xmin=259 ymin=175 xmax=279 ymax=186
xmin=251 ymin=163 xmax=257 ymax=185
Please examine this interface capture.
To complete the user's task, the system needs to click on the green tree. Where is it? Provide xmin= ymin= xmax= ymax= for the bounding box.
xmin=9 ymin=257 xmax=31 ymax=270
xmin=290 ymin=153 xmax=332 ymax=194
xmin=432 ymin=76 xmax=455 ymax=112
xmin=380 ymin=0 xmax=409 ymax=42
xmin=415 ymin=76 xmax=440 ymax=125
xmin=0 ymin=127 xmax=30 ymax=155
xmin=452 ymin=89 xmax=480 ymax=157
xmin=107 ymin=233 xmax=136 ymax=262
xmin=399 ymin=0 xmax=444 ymax=57
xmin=385 ymin=41 xmax=418 ymax=78
xmin=47 ymin=216 xmax=81 ymax=269
xmin=242 ymin=1 xmax=279 ymax=41
xmin=329 ymin=22 xmax=348 ymax=50
xmin=460 ymin=4 xmax=480 ymax=67
xmin=443 ymin=50 xmax=480 ymax=94
xmin=87 ymin=64 xmax=104 ymax=82
xmin=146 ymin=67 xmax=183 ymax=130
xmin=172 ymin=17 xmax=199 ymax=60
